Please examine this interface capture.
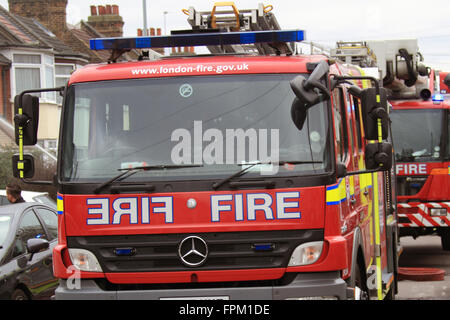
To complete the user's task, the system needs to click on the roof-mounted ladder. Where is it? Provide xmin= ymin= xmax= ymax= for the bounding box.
xmin=181 ymin=2 xmax=295 ymax=55
xmin=330 ymin=41 xmax=378 ymax=67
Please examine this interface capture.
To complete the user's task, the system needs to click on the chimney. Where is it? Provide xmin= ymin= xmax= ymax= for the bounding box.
xmin=138 ymin=27 xmax=165 ymax=55
xmin=170 ymin=46 xmax=196 ymax=56
xmin=90 ymin=6 xmax=97 ymax=16
xmin=98 ymin=5 xmax=106 ymax=15
xmin=87 ymin=4 xmax=124 ymax=37
xmin=8 ymin=0 xmax=68 ymax=38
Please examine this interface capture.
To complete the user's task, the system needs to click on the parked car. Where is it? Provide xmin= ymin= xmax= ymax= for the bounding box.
xmin=0 ymin=190 xmax=56 ymax=210
xmin=0 ymin=202 xmax=58 ymax=300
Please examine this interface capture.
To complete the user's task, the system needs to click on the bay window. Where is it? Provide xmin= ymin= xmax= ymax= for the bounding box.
xmin=13 ymin=52 xmax=55 ymax=102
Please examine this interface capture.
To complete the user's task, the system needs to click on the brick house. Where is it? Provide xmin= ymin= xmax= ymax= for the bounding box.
xmin=0 ymin=3 xmax=89 ymax=149
xmin=0 ymin=0 xmax=156 ymax=149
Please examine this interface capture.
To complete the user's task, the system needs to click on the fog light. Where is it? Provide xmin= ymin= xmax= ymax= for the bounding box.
xmin=68 ymin=248 xmax=103 ymax=272
xmin=288 ymin=241 xmax=323 ymax=266
xmin=430 ymin=208 xmax=447 ymax=217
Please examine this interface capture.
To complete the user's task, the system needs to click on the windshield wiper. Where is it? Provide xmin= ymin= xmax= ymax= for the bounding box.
xmin=94 ymin=164 xmax=203 ymax=194
xmin=212 ymin=160 xmax=322 ymax=190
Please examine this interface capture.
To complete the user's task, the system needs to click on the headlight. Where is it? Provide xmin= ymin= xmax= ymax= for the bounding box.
xmin=430 ymin=208 xmax=447 ymax=217
xmin=68 ymin=248 xmax=103 ymax=272
xmin=288 ymin=241 xmax=323 ymax=266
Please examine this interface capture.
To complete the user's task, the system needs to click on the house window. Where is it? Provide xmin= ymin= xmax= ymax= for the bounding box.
xmin=55 ymin=64 xmax=75 ymax=104
xmin=13 ymin=53 xmax=55 ymax=102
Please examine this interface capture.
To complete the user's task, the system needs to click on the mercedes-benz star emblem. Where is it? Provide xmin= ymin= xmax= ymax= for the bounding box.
xmin=178 ymin=236 xmax=208 ymax=267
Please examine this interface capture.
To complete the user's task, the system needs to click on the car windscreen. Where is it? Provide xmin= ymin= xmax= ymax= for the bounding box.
xmin=390 ymin=108 xmax=444 ymax=162
xmin=61 ymin=74 xmax=331 ymax=183
xmin=0 ymin=215 xmax=12 ymax=247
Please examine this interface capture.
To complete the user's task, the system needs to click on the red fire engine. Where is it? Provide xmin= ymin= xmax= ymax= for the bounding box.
xmin=12 ymin=3 xmax=398 ymax=300
xmin=390 ymin=72 xmax=450 ymax=249
xmin=331 ymin=40 xmax=450 ymax=250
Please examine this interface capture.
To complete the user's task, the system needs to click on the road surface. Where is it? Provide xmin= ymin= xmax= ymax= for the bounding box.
xmin=397 ymin=235 xmax=450 ymax=300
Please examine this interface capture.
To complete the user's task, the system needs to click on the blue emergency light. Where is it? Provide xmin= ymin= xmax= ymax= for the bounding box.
xmin=90 ymin=29 xmax=305 ymax=50
xmin=432 ymin=93 xmax=444 ymax=102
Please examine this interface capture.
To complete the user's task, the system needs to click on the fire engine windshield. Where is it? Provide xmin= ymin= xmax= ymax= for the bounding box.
xmin=390 ymin=108 xmax=445 ymax=162
xmin=61 ymin=74 xmax=330 ymax=183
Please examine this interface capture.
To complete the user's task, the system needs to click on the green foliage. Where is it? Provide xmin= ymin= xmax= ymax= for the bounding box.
xmin=0 ymin=143 xmax=57 ymax=198
xmin=0 ymin=144 xmax=19 ymax=189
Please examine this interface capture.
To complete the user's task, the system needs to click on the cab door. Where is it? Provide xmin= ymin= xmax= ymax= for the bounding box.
xmin=14 ymin=207 xmax=57 ymax=299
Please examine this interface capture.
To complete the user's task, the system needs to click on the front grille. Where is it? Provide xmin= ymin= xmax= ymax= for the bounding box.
xmin=396 ymin=176 xmax=427 ymax=196
xmin=67 ymin=229 xmax=323 ymax=273
xmin=398 ymin=216 xmax=411 ymax=224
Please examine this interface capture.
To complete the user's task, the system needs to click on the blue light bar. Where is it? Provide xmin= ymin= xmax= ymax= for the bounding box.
xmin=432 ymin=93 xmax=444 ymax=102
xmin=90 ymin=29 xmax=305 ymax=51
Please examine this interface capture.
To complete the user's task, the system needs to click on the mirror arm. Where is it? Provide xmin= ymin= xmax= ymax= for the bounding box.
xmin=330 ymin=74 xmax=381 ymax=102
xmin=306 ymin=79 xmax=330 ymax=98
xmin=23 ymin=179 xmax=53 ymax=186
xmin=331 ymin=74 xmax=388 ymax=142
xmin=19 ymin=86 xmax=65 ymax=98
xmin=344 ymin=167 xmax=384 ymax=177
xmin=14 ymin=86 xmax=64 ymax=181
xmin=13 ymin=114 xmax=30 ymax=126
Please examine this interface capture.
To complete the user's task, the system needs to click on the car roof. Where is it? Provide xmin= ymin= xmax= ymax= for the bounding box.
xmin=0 ymin=190 xmax=50 ymax=201
xmin=0 ymin=202 xmax=43 ymax=215
xmin=0 ymin=190 xmax=48 ymax=196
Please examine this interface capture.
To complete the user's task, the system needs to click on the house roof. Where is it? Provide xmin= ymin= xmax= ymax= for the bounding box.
xmin=0 ymin=53 xmax=10 ymax=65
xmin=68 ymin=20 xmax=141 ymax=63
xmin=0 ymin=5 xmax=88 ymax=61
xmin=68 ymin=21 xmax=111 ymax=63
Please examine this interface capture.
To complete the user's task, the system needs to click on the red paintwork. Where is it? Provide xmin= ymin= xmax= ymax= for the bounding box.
xmin=398 ymin=168 xmax=450 ymax=202
xmin=68 ymin=55 xmax=327 ymax=85
xmin=53 ymin=234 xmax=349 ymax=282
xmin=53 ymin=54 xmax=394 ymax=294
xmin=390 ymin=99 xmax=450 ymax=110
xmin=439 ymin=71 xmax=450 ymax=93
xmin=396 ymin=162 xmax=450 ymax=176
xmin=63 ymin=187 xmax=325 ymax=236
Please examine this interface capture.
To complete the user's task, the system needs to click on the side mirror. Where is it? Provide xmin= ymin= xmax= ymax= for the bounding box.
xmin=336 ymin=162 xmax=347 ymax=178
xmin=290 ymin=75 xmax=323 ymax=107
xmin=365 ymin=142 xmax=393 ymax=171
xmin=26 ymin=238 xmax=49 ymax=261
xmin=12 ymin=154 xmax=35 ymax=179
xmin=290 ymin=60 xmax=331 ymax=131
xmin=290 ymin=60 xmax=330 ymax=108
xmin=348 ymin=86 xmax=389 ymax=141
xmin=290 ymin=97 xmax=308 ymax=130
xmin=444 ymin=73 xmax=450 ymax=88
xmin=14 ymin=94 xmax=39 ymax=146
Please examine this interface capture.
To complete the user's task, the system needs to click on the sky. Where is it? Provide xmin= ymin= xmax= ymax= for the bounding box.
xmin=1 ymin=0 xmax=450 ymax=70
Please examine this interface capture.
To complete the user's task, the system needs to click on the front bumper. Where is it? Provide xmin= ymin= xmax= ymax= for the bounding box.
xmin=55 ymin=271 xmax=347 ymax=300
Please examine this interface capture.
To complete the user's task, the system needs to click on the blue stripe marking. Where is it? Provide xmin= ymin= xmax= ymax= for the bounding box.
xmin=326 ymin=179 xmax=343 ymax=191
